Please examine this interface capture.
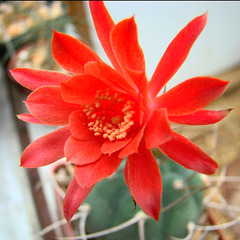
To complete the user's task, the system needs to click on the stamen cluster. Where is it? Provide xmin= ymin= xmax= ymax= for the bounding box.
xmin=83 ymin=89 xmax=135 ymax=141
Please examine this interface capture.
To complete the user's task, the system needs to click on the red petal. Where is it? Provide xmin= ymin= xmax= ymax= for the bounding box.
xmin=64 ymin=177 xmax=93 ymax=222
xmin=149 ymin=13 xmax=208 ymax=99
xmin=169 ymin=109 xmax=231 ymax=125
xmin=145 ymin=108 xmax=172 ymax=149
xmin=124 ymin=144 xmax=162 ymax=221
xmin=158 ymin=131 xmax=218 ymax=175
xmin=69 ymin=110 xmax=95 ymax=141
xmin=110 ymin=17 xmax=146 ymax=76
xmin=25 ymin=86 xmax=80 ymax=125
xmin=118 ymin=124 xmax=146 ymax=159
xmin=17 ymin=113 xmax=49 ymax=125
xmin=51 ymin=30 xmax=100 ymax=75
xmin=84 ymin=61 xmax=138 ymax=98
xmin=89 ymin=1 xmax=123 ymax=74
xmin=74 ymin=152 xmax=122 ymax=188
xmin=61 ymin=74 xmax=112 ymax=105
xmin=21 ymin=127 xmax=71 ymax=168
xmin=125 ymin=68 xmax=148 ymax=100
xmin=155 ymin=77 xmax=229 ymax=115
xmin=10 ymin=68 xmax=71 ymax=90
xmin=64 ymin=136 xmax=102 ymax=165
xmin=138 ymin=93 xmax=145 ymax=125
xmin=101 ymin=138 xmax=132 ymax=155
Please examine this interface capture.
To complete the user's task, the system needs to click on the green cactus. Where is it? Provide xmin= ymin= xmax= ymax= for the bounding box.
xmin=83 ymin=153 xmax=204 ymax=240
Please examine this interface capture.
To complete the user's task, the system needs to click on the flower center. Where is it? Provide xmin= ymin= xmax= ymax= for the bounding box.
xmin=83 ymin=89 xmax=137 ymax=141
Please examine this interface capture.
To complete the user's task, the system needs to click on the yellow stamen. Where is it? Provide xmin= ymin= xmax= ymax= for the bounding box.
xmin=83 ymin=89 xmax=136 ymax=141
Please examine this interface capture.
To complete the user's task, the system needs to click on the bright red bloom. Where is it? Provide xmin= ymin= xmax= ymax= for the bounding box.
xmin=11 ymin=1 xmax=230 ymax=222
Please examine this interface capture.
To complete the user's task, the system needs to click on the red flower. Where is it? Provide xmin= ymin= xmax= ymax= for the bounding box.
xmin=11 ymin=1 xmax=229 ymax=221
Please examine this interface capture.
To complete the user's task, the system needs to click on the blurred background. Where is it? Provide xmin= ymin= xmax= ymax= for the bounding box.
xmin=0 ymin=1 xmax=240 ymax=240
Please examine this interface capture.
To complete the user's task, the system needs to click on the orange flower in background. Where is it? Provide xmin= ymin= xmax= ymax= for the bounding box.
xmin=11 ymin=1 xmax=230 ymax=221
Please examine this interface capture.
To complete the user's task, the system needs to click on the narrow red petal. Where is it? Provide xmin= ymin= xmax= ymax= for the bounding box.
xmin=155 ymin=77 xmax=229 ymax=115
xmin=149 ymin=13 xmax=208 ymax=99
xmin=17 ymin=113 xmax=49 ymax=125
xmin=110 ymin=17 xmax=146 ymax=77
xmin=51 ymin=30 xmax=100 ymax=74
xmin=118 ymin=124 xmax=146 ymax=159
xmin=10 ymin=68 xmax=71 ymax=90
xmin=169 ymin=109 xmax=231 ymax=125
xmin=101 ymin=138 xmax=132 ymax=155
xmin=158 ymin=131 xmax=218 ymax=175
xmin=145 ymin=108 xmax=173 ymax=149
xmin=74 ymin=152 xmax=122 ymax=188
xmin=25 ymin=86 xmax=80 ymax=125
xmin=124 ymin=144 xmax=162 ymax=221
xmin=84 ymin=61 xmax=138 ymax=98
xmin=60 ymin=74 xmax=112 ymax=105
xmin=21 ymin=127 xmax=71 ymax=168
xmin=125 ymin=68 xmax=148 ymax=101
xmin=89 ymin=1 xmax=123 ymax=74
xmin=64 ymin=136 xmax=102 ymax=165
xmin=64 ymin=177 xmax=93 ymax=222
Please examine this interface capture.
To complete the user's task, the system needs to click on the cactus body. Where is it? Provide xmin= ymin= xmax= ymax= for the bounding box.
xmin=84 ymin=156 xmax=204 ymax=239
